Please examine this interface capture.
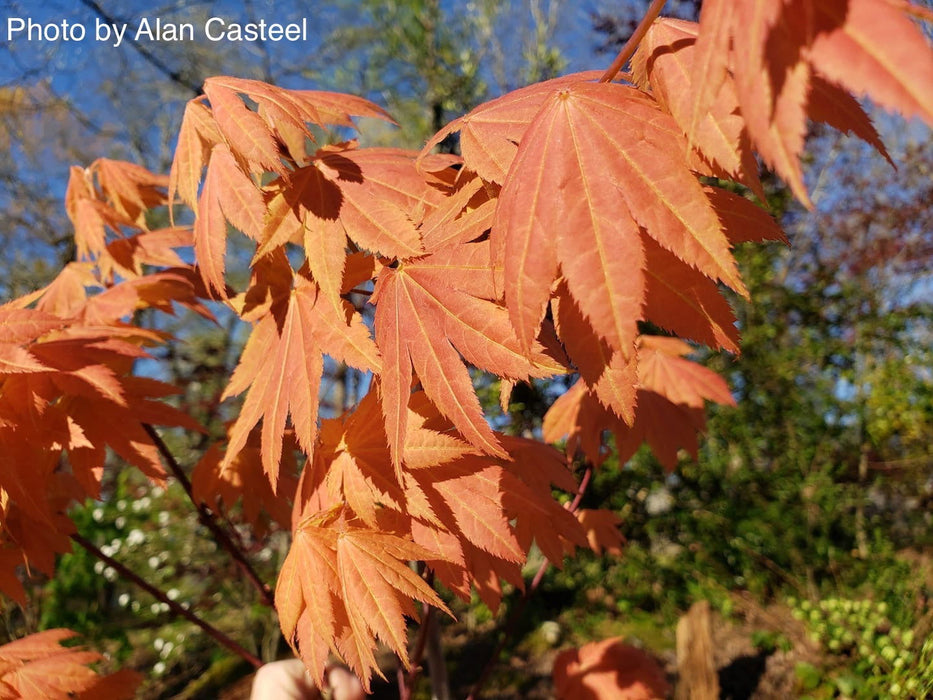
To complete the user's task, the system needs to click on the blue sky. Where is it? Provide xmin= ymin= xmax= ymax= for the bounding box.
xmin=0 ymin=1 xmax=610 ymax=206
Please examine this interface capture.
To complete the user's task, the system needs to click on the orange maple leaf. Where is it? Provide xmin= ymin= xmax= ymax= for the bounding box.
xmin=257 ymin=145 xmax=434 ymax=307
xmin=493 ymin=79 xmax=745 ymax=365
xmin=223 ymin=266 xmax=379 ymax=487
xmin=420 ymin=71 xmax=605 ymax=184
xmin=275 ymin=509 xmax=450 ymax=692
xmin=0 ymin=629 xmax=140 ymax=700
xmin=576 ymin=509 xmax=625 ymax=557
xmin=543 ymin=336 xmax=733 ymax=469
xmin=553 ymin=637 xmax=669 ymax=700
xmin=633 ymin=18 xmax=764 ymax=199
xmin=372 ymin=240 xmax=565 ymax=467
xmin=684 ymin=0 xmax=931 ymax=205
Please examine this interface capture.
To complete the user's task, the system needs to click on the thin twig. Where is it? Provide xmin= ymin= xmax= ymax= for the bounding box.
xmin=399 ymin=568 xmax=438 ymax=699
xmin=143 ymin=424 xmax=276 ymax=608
xmin=400 ymin=608 xmax=436 ymax=699
xmin=467 ymin=463 xmax=595 ymax=699
xmin=71 ymin=533 xmax=262 ymax=669
xmin=599 ymin=0 xmax=668 ymax=83
xmin=567 ymin=462 xmax=595 ymax=513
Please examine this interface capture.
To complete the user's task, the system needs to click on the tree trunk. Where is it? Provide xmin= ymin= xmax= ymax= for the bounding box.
xmin=676 ymin=601 xmax=719 ymax=700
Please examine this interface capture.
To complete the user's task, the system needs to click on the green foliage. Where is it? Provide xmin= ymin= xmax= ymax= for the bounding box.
xmin=750 ymin=628 xmax=790 ymax=655
xmin=788 ymin=593 xmax=933 ymax=698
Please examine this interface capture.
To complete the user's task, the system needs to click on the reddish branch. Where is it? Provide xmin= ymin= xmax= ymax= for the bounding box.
xmin=398 ymin=606 xmax=435 ymax=700
xmin=467 ymin=463 xmax=595 ymax=700
xmin=142 ymin=424 xmax=276 ymax=609
xmin=398 ymin=568 xmax=442 ymax=699
xmin=599 ymin=0 xmax=668 ymax=83
xmin=71 ymin=532 xmax=262 ymax=669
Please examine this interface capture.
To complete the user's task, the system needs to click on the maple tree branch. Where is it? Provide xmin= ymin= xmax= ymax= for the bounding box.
xmin=142 ymin=424 xmax=276 ymax=609
xmin=467 ymin=463 xmax=595 ymax=699
xmin=70 ymin=533 xmax=263 ymax=669
xmin=599 ymin=0 xmax=668 ymax=83
xmin=567 ymin=461 xmax=595 ymax=513
xmin=399 ymin=577 xmax=437 ymax=700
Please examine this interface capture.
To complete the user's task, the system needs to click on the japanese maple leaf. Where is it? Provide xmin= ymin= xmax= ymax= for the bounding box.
xmin=633 ymin=18 xmax=764 ymax=199
xmin=169 ymin=99 xmax=223 ymax=214
xmin=497 ymin=436 xmax=588 ymax=564
xmin=80 ymin=269 xmax=214 ymax=325
xmin=550 ymin=230 xmax=738 ymax=426
xmin=0 ymin=307 xmax=65 ymax=374
xmin=0 ymin=629 xmax=140 ymax=700
xmin=806 ymin=0 xmax=933 ymax=127
xmin=193 ymin=143 xmax=264 ymax=296
xmin=617 ymin=392 xmax=708 ymax=469
xmin=576 ymin=509 xmax=625 ymax=557
xmin=1 ymin=319 xmax=200 ymax=502
xmin=182 ymin=81 xmax=396 ymax=295
xmin=65 ymin=160 xmax=170 ymax=262
xmin=688 ymin=0 xmax=932 ymax=205
xmin=409 ymin=460 xmax=525 ymax=564
xmin=258 ymin=145 xmax=436 ymax=307
xmin=291 ymin=389 xmax=581 ymax=620
xmin=673 ymin=1 xmax=813 ymax=203
xmin=0 ymin=307 xmax=67 ymax=345
xmin=103 ymin=227 xmax=193 ymax=280
xmin=297 ymin=396 xmax=410 ymax=529
xmin=553 ymin=638 xmax=670 ymax=700
xmin=493 ymin=80 xmax=745 ymax=363
xmin=222 ymin=268 xmax=380 ymax=488
xmin=637 ymin=336 xmax=735 ymax=409
xmin=371 ymin=239 xmax=566 ymax=467
xmin=201 ymin=77 xmax=394 ymax=173
xmin=275 ymin=510 xmax=450 ymax=691
xmin=420 ymin=71 xmax=606 ymax=185
xmin=638 ymin=18 xmax=890 ymax=197
xmin=401 ymin=416 xmax=584 ymax=599
xmin=543 ymin=336 xmax=733 ymax=469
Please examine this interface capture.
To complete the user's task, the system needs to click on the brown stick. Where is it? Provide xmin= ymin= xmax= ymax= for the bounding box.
xmin=71 ymin=532 xmax=262 ymax=669
xmin=599 ymin=0 xmax=668 ymax=83
xmin=143 ymin=424 xmax=276 ymax=608
xmin=675 ymin=601 xmax=719 ymax=700
xmin=398 ymin=605 xmax=433 ymax=700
